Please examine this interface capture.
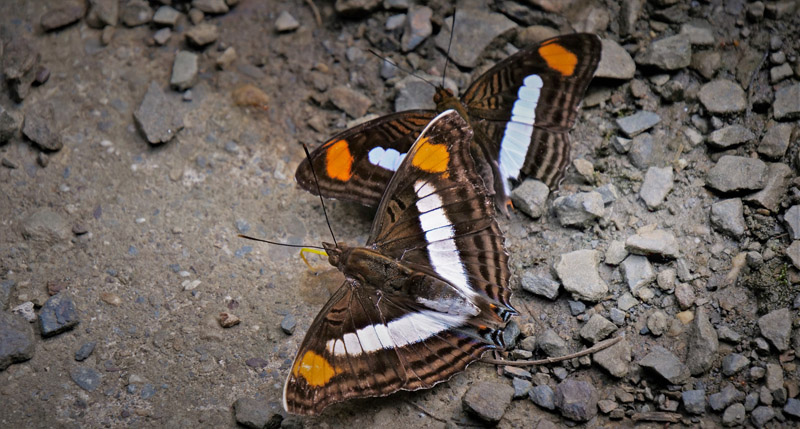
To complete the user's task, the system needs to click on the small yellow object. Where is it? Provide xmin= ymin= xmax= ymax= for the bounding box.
xmin=292 ymin=351 xmax=339 ymax=387
xmin=300 ymin=248 xmax=328 ymax=271
xmin=411 ymin=137 xmax=450 ymax=175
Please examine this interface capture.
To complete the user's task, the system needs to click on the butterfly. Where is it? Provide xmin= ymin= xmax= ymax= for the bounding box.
xmin=282 ymin=109 xmax=517 ymax=415
xmin=295 ymin=33 xmax=601 ymax=213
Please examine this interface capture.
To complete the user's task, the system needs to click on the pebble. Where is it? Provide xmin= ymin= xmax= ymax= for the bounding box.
xmin=39 ymin=293 xmax=79 ymax=337
xmin=0 ymin=105 xmax=22 ymax=143
xmin=520 ymin=272 xmax=559 ymax=300
xmin=628 ymin=132 xmax=665 ymax=169
xmin=553 ymin=249 xmax=608 ymax=302
xmin=510 ymin=179 xmax=549 ymax=219
xmin=134 ymin=81 xmax=184 ymax=144
xmin=385 ymin=14 xmax=405 ymax=30
xmin=595 ymin=38 xmax=636 ymax=80
xmin=86 ymin=0 xmax=119 ymax=28
xmin=554 ymin=379 xmax=598 ymax=422
xmin=1 ymin=279 xmax=16 ymax=309
xmin=674 ymin=282 xmax=695 ymax=310
xmin=746 ymin=391 xmax=760 ymax=411
xmin=765 ymin=363 xmax=784 ymax=391
xmin=639 ymin=166 xmax=673 ymax=210
xmin=706 ymin=155 xmax=768 ymax=193
xmin=335 ymin=0 xmax=381 ymax=15
xmin=3 ymin=37 xmax=40 ymax=101
xmin=717 ymin=326 xmax=742 ymax=343
xmin=152 ymin=28 xmax=171 ymax=45
xmin=153 ymin=6 xmax=181 ymax=27
xmin=233 ymin=398 xmax=282 ymax=429
xmin=572 ymin=158 xmax=594 ymax=182
xmin=635 ymin=34 xmax=692 ymax=70
xmin=616 ymin=111 xmax=660 ymax=137
xmin=0 ymin=311 xmax=35 ymax=370
xmin=170 ymin=51 xmax=198 ymax=91
xmin=100 ymin=292 xmax=122 ymax=306
xmin=609 ymin=308 xmax=626 ymax=325
xmin=709 ymin=385 xmax=745 ymax=411
xmin=682 ymin=389 xmax=707 ymax=415
xmin=40 ymin=3 xmax=86 ymax=31
xmin=604 ymin=240 xmax=628 ymax=265
xmin=758 ymin=122 xmax=792 ymax=159
xmin=232 ymin=84 xmax=269 ymax=109
xmin=186 ymin=23 xmax=219 ymax=47
xmin=773 ymin=83 xmax=800 ymax=120
xmin=784 ymin=398 xmax=800 ymax=418
xmin=280 ymin=313 xmax=296 ymax=335
xmin=329 ymin=85 xmax=372 ymax=118
xmin=579 ymin=314 xmax=616 ymax=343
xmin=617 ymin=292 xmax=639 ymax=311
xmin=785 ymin=206 xmax=800 ymax=240
xmin=758 ymin=307 xmax=792 ymax=351
xmin=2 ymin=158 xmax=17 ymax=169
xmin=593 ymin=339 xmax=631 ymax=378
xmin=722 ymin=402 xmax=746 ymax=426
xmin=784 ymin=241 xmax=800 ymax=269
xmin=743 ymin=162 xmax=792 ymax=212
xmin=275 ymin=11 xmax=299 ymax=32
xmin=647 ymin=310 xmax=668 ymax=336
xmin=679 ymin=21 xmax=715 ymax=45
xmin=751 ymin=406 xmax=775 ymax=427
xmin=188 ymin=8 xmax=204 ymax=24
xmin=216 ymin=47 xmax=237 ymax=70
xmin=434 ymin=10 xmax=516 ymax=68
xmin=502 ymin=365 xmax=529 ymax=380
xmin=620 ymin=255 xmax=655 ymax=294
xmin=462 ymin=381 xmax=514 ymax=424
xmin=75 ymin=342 xmax=96 ymax=361
xmin=192 ymin=0 xmax=229 ymax=14
xmin=530 ymin=385 xmax=556 ymax=410
xmin=698 ymin=80 xmax=746 ymax=114
xmin=401 ymin=6 xmax=432 ymax=52
xmin=721 ymin=353 xmax=750 ymax=376
xmin=70 ymin=366 xmax=102 ymax=392
xmin=639 ymin=346 xmax=689 ymax=384
xmin=710 ymin=198 xmax=746 ymax=238
xmin=22 ymin=102 xmax=62 ymax=151
xmin=707 ymin=125 xmax=755 ymax=149
xmin=656 ymin=268 xmax=676 ymax=292
xmin=218 ymin=312 xmax=240 ymax=328
xmin=552 ymin=191 xmax=605 ymax=228
xmin=120 ymin=0 xmax=153 ymax=27
xmin=686 ymin=307 xmax=718 ymax=375
xmin=691 ymin=50 xmax=721 ymax=79
xmin=12 ymin=302 xmax=36 ymax=322
xmin=512 ymin=378 xmax=532 ymax=398
xmin=537 ymin=329 xmax=569 ymax=357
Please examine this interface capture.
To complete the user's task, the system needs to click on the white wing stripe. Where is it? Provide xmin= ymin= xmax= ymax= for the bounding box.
xmin=498 ymin=74 xmax=544 ymax=194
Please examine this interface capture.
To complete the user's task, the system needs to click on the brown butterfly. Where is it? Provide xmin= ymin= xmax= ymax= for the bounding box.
xmin=295 ymin=33 xmax=601 ymax=213
xmin=283 ymin=109 xmax=515 ymax=415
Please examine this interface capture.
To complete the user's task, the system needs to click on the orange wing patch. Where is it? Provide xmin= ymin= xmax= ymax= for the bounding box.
xmin=292 ymin=351 xmax=339 ymax=387
xmin=538 ymin=41 xmax=577 ymax=76
xmin=411 ymin=137 xmax=450 ymax=175
xmin=325 ymin=140 xmax=354 ymax=181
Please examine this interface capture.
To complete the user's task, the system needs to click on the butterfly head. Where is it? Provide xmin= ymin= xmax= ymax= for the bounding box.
xmin=322 ymin=241 xmax=347 ymax=268
xmin=433 ymin=86 xmax=455 ymax=105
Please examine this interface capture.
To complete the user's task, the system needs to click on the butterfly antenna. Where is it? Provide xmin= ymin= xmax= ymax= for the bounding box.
xmin=237 ymin=234 xmax=325 ymax=250
xmin=302 ymin=143 xmax=338 ymax=247
xmin=442 ymin=9 xmax=457 ymax=88
xmin=367 ymin=49 xmax=437 ymax=89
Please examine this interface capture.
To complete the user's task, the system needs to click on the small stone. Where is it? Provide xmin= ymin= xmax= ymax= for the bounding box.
xmin=609 ymin=308 xmax=626 ymax=325
xmin=568 ymin=301 xmax=586 ymax=316
xmin=100 ymin=292 xmax=121 ymax=306
xmin=462 ymin=381 xmax=515 ymax=424
xmin=216 ymin=47 xmax=237 ymax=70
xmin=39 ymin=294 xmax=79 ymax=337
xmin=686 ymin=307 xmax=718 ymax=375
xmin=434 ymin=11 xmax=517 ymax=68
xmin=218 ymin=312 xmax=240 ymax=328
xmin=691 ymin=50 xmax=721 ymax=80
xmin=635 ymin=35 xmax=692 ymax=70
xmin=70 ymin=366 xmax=102 ymax=392
xmin=707 ymin=125 xmax=755 ymax=149
xmin=597 ymin=399 xmax=617 ymax=414
xmin=628 ymin=132 xmax=665 ymax=169
xmin=536 ymin=329 xmax=569 ymax=358
xmin=718 ymin=326 xmax=741 ymax=343
xmin=554 ymin=249 xmax=608 ymax=302
xmin=530 ymin=385 xmax=556 ymax=410
xmin=787 ymin=241 xmax=800 ymax=270
xmin=639 ymin=346 xmax=689 ymax=384
xmin=100 ymin=26 xmax=115 ymax=45
xmin=639 ymin=166 xmax=673 ymax=210
xmin=510 ymin=179 xmax=549 ymax=219
xmin=1 ymin=158 xmax=17 ymax=169
xmin=22 ymin=102 xmax=62 ymax=151
xmin=722 ymin=353 xmax=750 ymax=376
xmin=192 ymin=0 xmax=229 ymax=14
xmin=744 ymin=162 xmax=792 ymax=212
xmin=770 ymin=63 xmax=793 ymax=83
xmin=596 ymin=38 xmax=636 ymax=80
xmin=784 ymin=398 xmax=800 ymax=418
xmin=552 ymin=191 xmax=605 ymax=227
xmin=385 ymin=14 xmax=405 ymax=30
xmin=758 ymin=308 xmax=792 ymax=351
xmin=698 ymin=80 xmax=747 ymax=114
xmin=722 ymin=403 xmax=746 ymax=426
xmin=0 ymin=105 xmax=22 ymax=143
xmin=765 ymin=363 xmax=784 ymax=391
xmin=232 ymin=84 xmax=269 ymax=109
xmin=679 ymin=21 xmax=715 ymax=46
xmin=153 ymin=28 xmax=171 ymax=45
xmin=706 ymin=155 xmax=768 ymax=193
xmin=621 ymin=255 xmax=655 ymax=294
xmin=329 ymin=86 xmax=372 ymax=118
xmin=682 ymin=390 xmax=706 ymax=415
xmin=710 ymin=385 xmax=745 ymax=411
xmin=75 ymin=342 xmax=96 ymax=361
xmin=751 ymin=406 xmax=775 ymax=427
xmin=120 ymin=0 xmax=153 ymax=27
xmin=579 ymin=314 xmax=616 ymax=343
xmin=275 ymin=11 xmax=299 ymax=32
xmin=2 ymin=37 xmax=40 ymax=102
xmin=86 ymin=0 xmax=119 ymax=28
xmin=401 ymin=6 xmax=432 ymax=52
xmin=593 ymin=339 xmax=631 ymax=378
xmin=674 ymin=282 xmax=695 ymax=310
xmin=12 ymin=302 xmax=35 ymax=322
xmin=774 ymin=84 xmax=800 ymax=120
xmin=188 ymin=8 xmax=204 ymax=24
xmin=758 ymin=122 xmax=792 ymax=159
xmin=233 ymin=398 xmax=282 ymax=429
xmin=0 ymin=311 xmax=35 ymax=370
xmin=520 ymin=272 xmax=559 ymax=300
xmin=512 ymin=378 xmax=532 ymax=398
xmin=617 ymin=292 xmax=639 ymax=311
xmin=280 ymin=313 xmax=296 ymax=335
xmin=595 ymin=183 xmax=619 ymax=205
xmin=785 ymin=206 xmax=800 ymax=240
xmin=40 ymin=3 xmax=86 ymax=31
xmin=186 ymin=23 xmax=219 ymax=47
xmin=134 ymin=81 xmax=184 ymax=144
xmin=616 ymin=111 xmax=660 ymax=137
xmin=710 ymin=199 xmax=746 ymax=238
xmin=153 ymin=6 xmax=181 ymax=26
xmin=554 ymin=379 xmax=598 ymax=422
xmin=657 ymin=268 xmax=676 ymax=291
xmin=170 ymin=51 xmax=198 ymax=91
xmin=647 ymin=310 xmax=669 ymax=336
xmin=604 ymin=241 xmax=628 ymax=265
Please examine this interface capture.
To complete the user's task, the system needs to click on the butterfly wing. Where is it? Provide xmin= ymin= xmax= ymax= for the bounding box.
xmin=461 ymin=33 xmax=601 ymax=197
xmin=295 ymin=111 xmax=437 ymax=207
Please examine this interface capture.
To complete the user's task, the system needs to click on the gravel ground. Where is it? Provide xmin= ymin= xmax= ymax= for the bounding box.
xmin=1 ymin=0 xmax=800 ymax=427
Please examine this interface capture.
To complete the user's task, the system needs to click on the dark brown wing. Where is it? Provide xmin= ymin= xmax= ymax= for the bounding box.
xmin=295 ymin=111 xmax=436 ymax=207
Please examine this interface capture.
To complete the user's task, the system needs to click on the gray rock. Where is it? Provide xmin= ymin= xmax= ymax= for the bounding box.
xmin=628 ymin=132 xmax=665 ymax=169
xmin=647 ymin=310 xmax=669 ymax=336
xmin=554 ymin=379 xmax=598 ymax=422
xmin=537 ymin=329 xmax=569 ymax=357
xmin=86 ymin=0 xmax=118 ymax=28
xmin=679 ymin=20 xmax=715 ymax=46
xmin=22 ymin=102 xmax=61 ymax=151
xmin=707 ymin=125 xmax=755 ymax=149
xmin=0 ymin=279 xmax=15 ymax=310
xmin=784 ymin=398 xmax=800 ymax=418
xmin=639 ymin=346 xmax=689 ymax=384
xmin=134 ymin=81 xmax=184 ymax=144
xmin=552 ymin=191 xmax=605 ymax=227
xmin=12 ymin=302 xmax=35 ymax=322
xmin=682 ymin=389 xmax=706 ymax=414
xmin=520 ymin=272 xmax=559 ymax=300
xmin=657 ymin=268 xmax=676 ymax=291
xmin=462 ymin=381 xmax=514 ymax=424
xmin=758 ymin=307 xmax=792 ymax=351
xmin=687 ymin=307 xmax=718 ymax=375
xmin=553 ymin=249 xmax=608 ymax=302
xmin=758 ymin=122 xmax=792 ymax=159
xmin=0 ymin=105 xmax=22 ymax=143
xmin=334 ymin=0 xmax=381 ymax=15
xmin=596 ymin=39 xmax=636 ymax=79
xmin=434 ymin=11 xmax=516 ymax=68
xmin=770 ymin=63 xmax=793 ymax=83
xmin=674 ymin=282 xmax=695 ymax=309
xmin=120 ymin=0 xmax=153 ymax=27
xmin=275 ymin=11 xmax=299 ymax=32
xmin=153 ymin=6 xmax=181 ymax=26
xmin=75 ymin=342 xmax=96 ymax=361
xmin=70 ymin=366 xmax=101 ymax=392
xmin=639 ymin=166 xmax=673 ymax=210
xmin=170 ymin=51 xmax=198 ymax=91
xmin=691 ymin=50 xmax=721 ymax=80
xmin=385 ymin=14 xmax=405 ymax=30
xmin=530 ymin=385 xmax=555 ymax=410
xmin=621 ymin=255 xmax=655 ymax=294
xmin=40 ymin=3 xmax=86 ymax=31
xmin=232 ymin=398 xmax=282 ymax=429
xmin=186 ymin=23 xmax=219 ymax=46
xmin=192 ymin=0 xmax=229 ymax=14
xmin=153 ymin=28 xmax=172 ymax=45
xmin=280 ymin=313 xmax=296 ymax=335
xmin=0 ymin=311 xmax=35 ymax=371
xmin=788 ymin=241 xmax=800 ymax=270
xmin=721 ymin=353 xmax=750 ymax=376
xmin=401 ymin=6 xmax=432 ymax=52
xmin=617 ymin=292 xmax=639 ymax=311
xmin=774 ymin=84 xmax=800 ymax=120
xmin=745 ymin=391 xmax=760 ymax=411
xmin=698 ymin=80 xmax=746 ymax=114
xmin=709 ymin=385 xmax=745 ymax=411
xmin=579 ymin=314 xmax=616 ymax=343
xmin=785 ymin=205 xmax=800 ymax=240
xmin=706 ymin=155 xmax=768 ymax=193
xmin=609 ymin=308 xmax=626 ymax=325
xmin=619 ymin=0 xmax=643 ymax=36
xmin=593 ymin=338 xmax=630 ymax=377
xmin=635 ymin=35 xmax=692 ymax=70
xmin=394 ymin=74 xmax=441 ymax=111
xmin=751 ymin=406 xmax=775 ymax=427
xmin=744 ymin=162 xmax=792 ymax=212
xmin=329 ymin=85 xmax=372 ymax=118
xmin=595 ymin=183 xmax=619 ymax=205
xmin=20 ymin=208 xmax=70 ymax=243
xmin=717 ymin=326 xmax=741 ymax=343
xmin=39 ymin=294 xmax=79 ymax=337
xmin=765 ymin=363 xmax=784 ymax=391
xmin=616 ymin=111 xmax=660 ymax=137
xmin=604 ymin=241 xmax=628 ymax=265
xmin=502 ymin=321 xmax=521 ymax=349
xmin=510 ymin=179 xmax=549 ymax=219
xmin=568 ymin=300 xmax=586 ymax=316
xmin=710 ymin=199 xmax=746 ymax=238
xmin=722 ymin=403 xmax=746 ymax=426
xmin=2 ymin=37 xmax=40 ymax=102
xmin=511 ymin=377 xmax=532 ymax=398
